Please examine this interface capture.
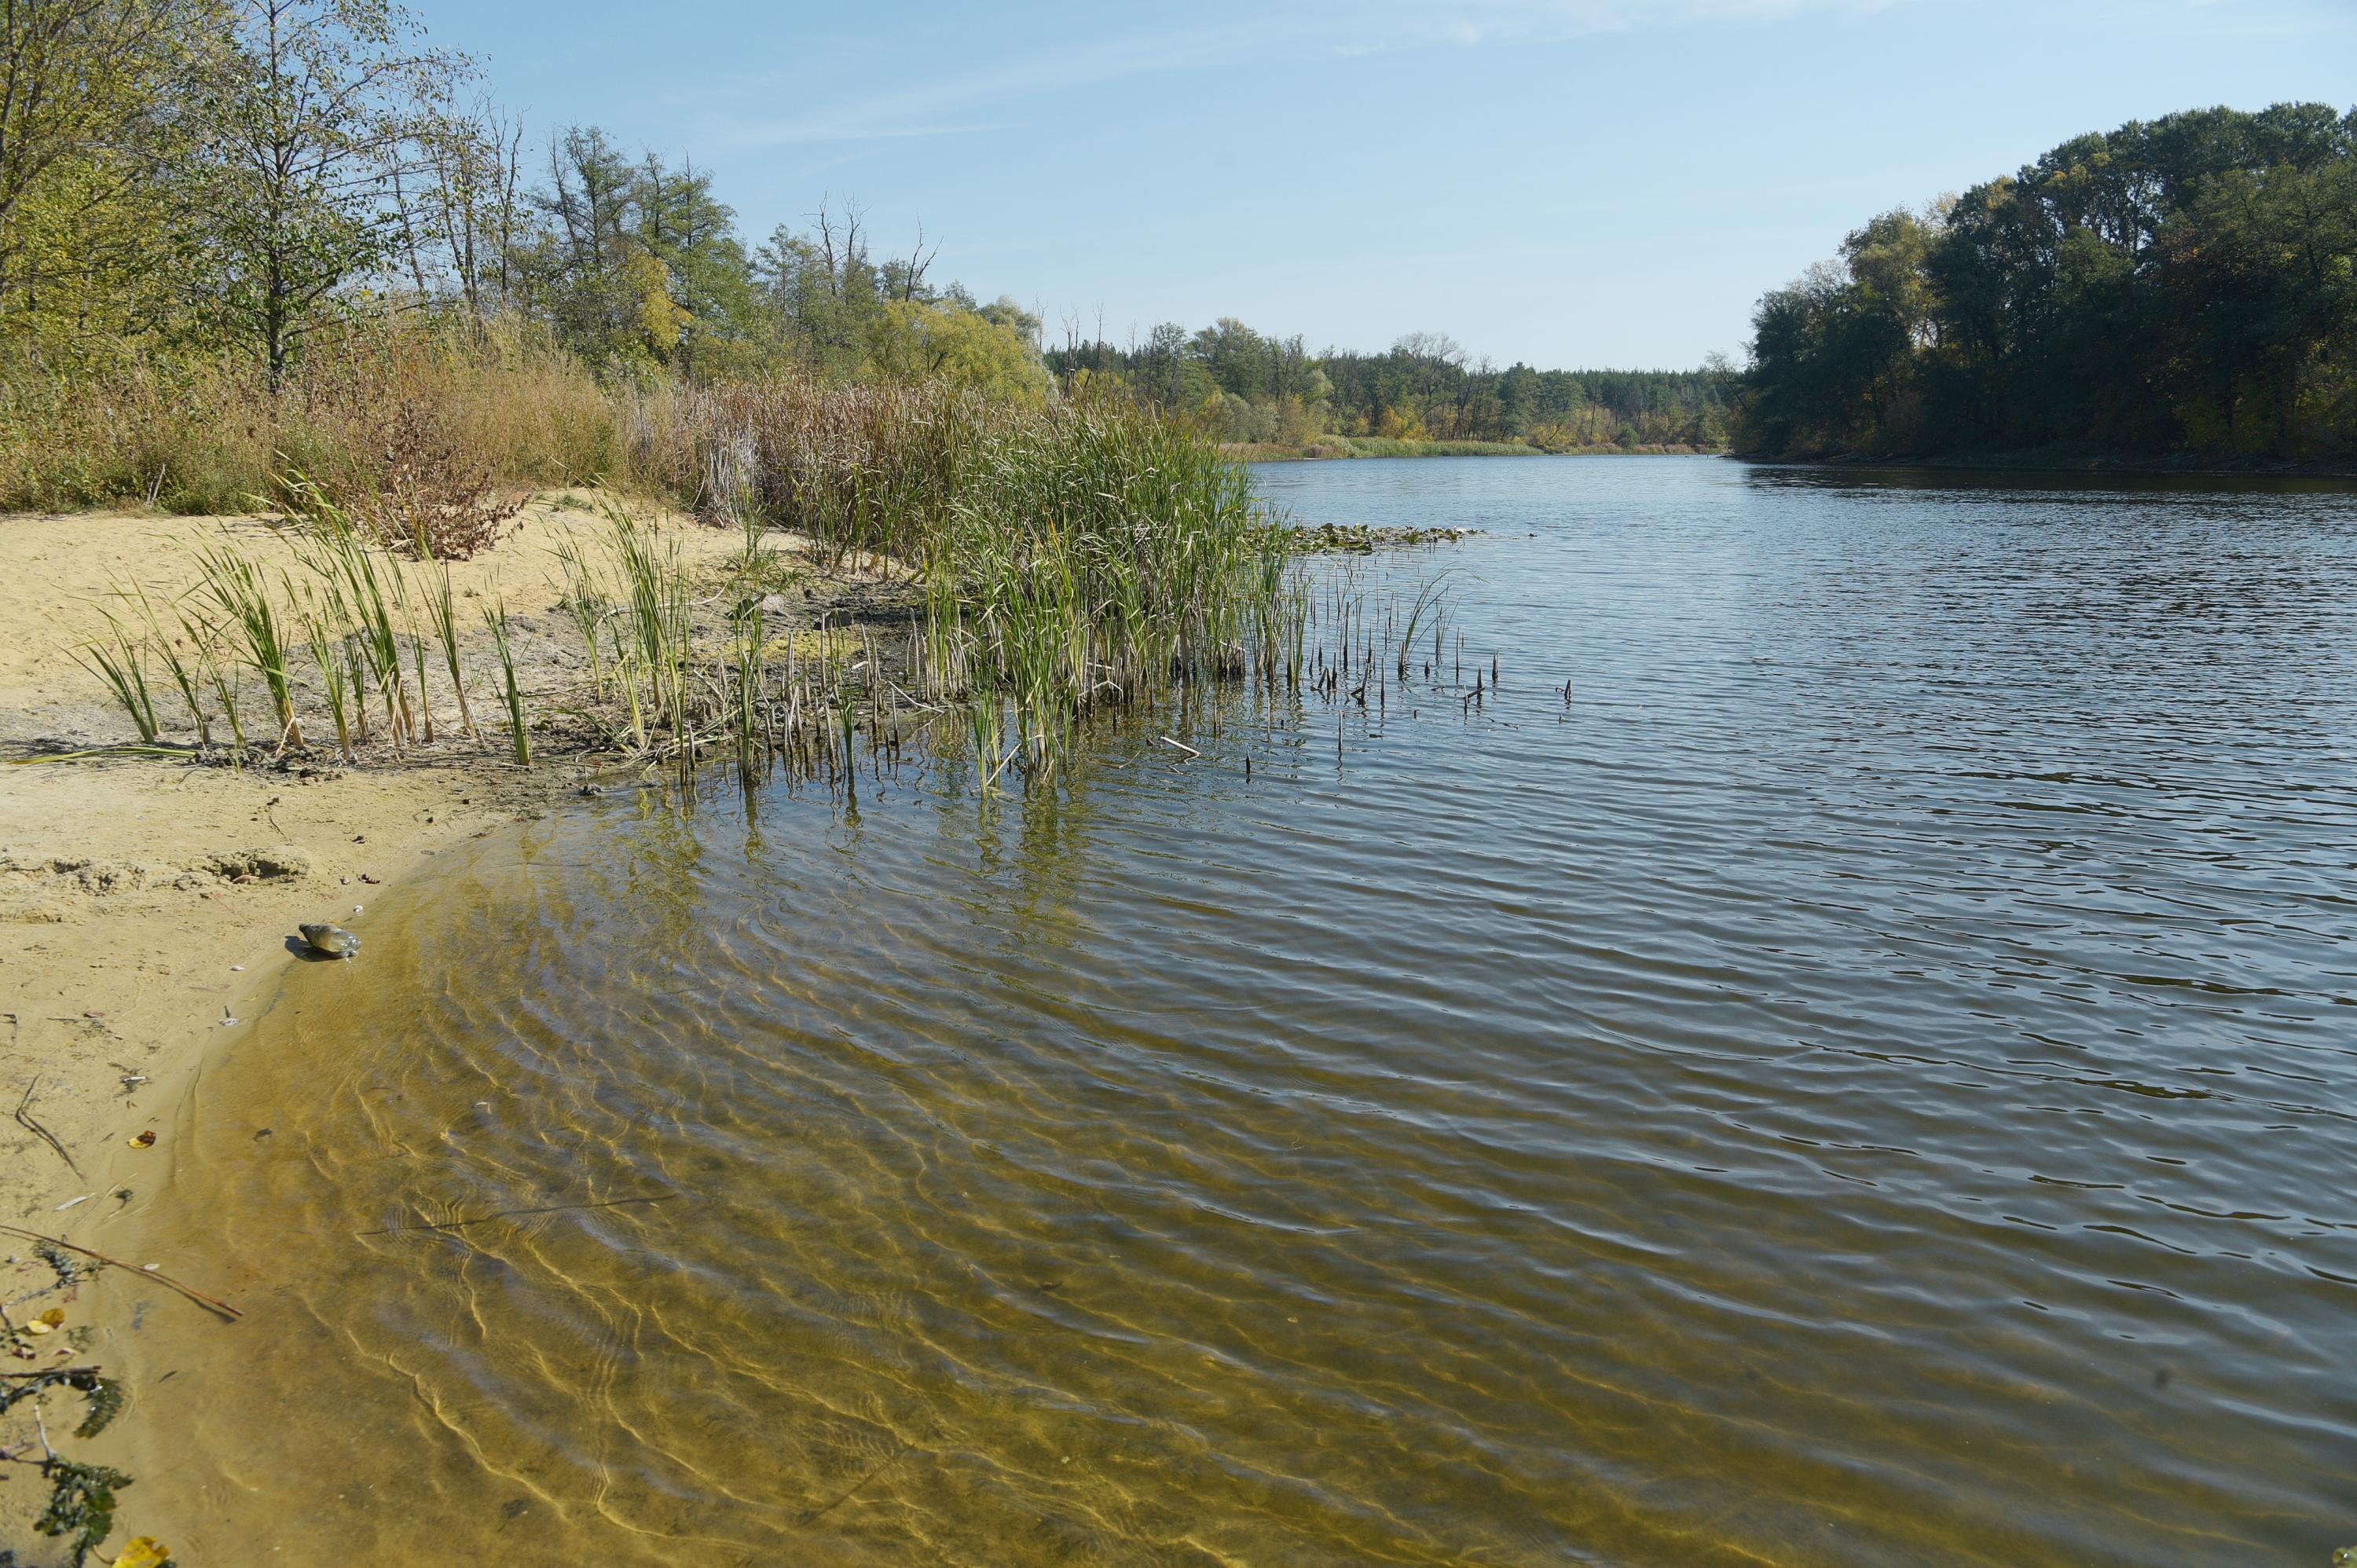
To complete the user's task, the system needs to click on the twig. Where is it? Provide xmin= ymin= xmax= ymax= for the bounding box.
xmin=1157 ymin=735 xmax=1201 ymax=759
xmin=359 ymin=1192 xmax=675 ymax=1237
xmin=797 ymin=1442 xmax=911 ymax=1526
xmin=0 ymin=1366 xmax=101 ymax=1380
xmin=13 ymin=1079 xmax=79 ymax=1176
xmin=0 ymin=1225 xmax=240 ymax=1322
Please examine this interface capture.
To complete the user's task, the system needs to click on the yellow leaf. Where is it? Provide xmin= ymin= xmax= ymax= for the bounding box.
xmin=127 ymin=1130 xmax=156 ymax=1149
xmin=35 ymin=1308 xmax=64 ymax=1327
xmin=110 ymin=1537 xmax=171 ymax=1568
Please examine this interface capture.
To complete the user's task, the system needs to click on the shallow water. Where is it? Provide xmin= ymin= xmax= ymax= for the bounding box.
xmin=105 ymin=457 xmax=2357 ymax=1565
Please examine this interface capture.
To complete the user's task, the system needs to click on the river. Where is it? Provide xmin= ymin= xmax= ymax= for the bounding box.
xmin=101 ymin=456 xmax=2357 ymax=1565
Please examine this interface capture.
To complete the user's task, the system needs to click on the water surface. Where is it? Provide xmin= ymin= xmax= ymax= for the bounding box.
xmin=111 ymin=458 xmax=2357 ymax=1565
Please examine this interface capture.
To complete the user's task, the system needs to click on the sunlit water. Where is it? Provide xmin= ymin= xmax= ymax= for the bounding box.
xmin=101 ymin=458 xmax=2357 ymax=1565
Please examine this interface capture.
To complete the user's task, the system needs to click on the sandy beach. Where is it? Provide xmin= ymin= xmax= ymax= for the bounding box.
xmin=0 ymin=499 xmax=908 ymax=1224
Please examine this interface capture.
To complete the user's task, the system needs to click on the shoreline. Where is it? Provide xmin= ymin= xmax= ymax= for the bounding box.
xmin=1734 ymin=449 xmax=2357 ymax=482
xmin=0 ymin=496 xmax=904 ymax=1560
xmin=1223 ymin=438 xmax=1725 ymax=462
xmin=0 ymin=497 xmax=889 ymax=1219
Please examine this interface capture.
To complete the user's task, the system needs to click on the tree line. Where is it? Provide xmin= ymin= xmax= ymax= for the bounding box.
xmin=0 ymin=0 xmax=1050 ymax=397
xmin=1047 ymin=321 xmax=1734 ymax=450
xmin=2 ymin=0 xmax=1735 ymax=446
xmin=1737 ymin=103 xmax=2357 ymax=463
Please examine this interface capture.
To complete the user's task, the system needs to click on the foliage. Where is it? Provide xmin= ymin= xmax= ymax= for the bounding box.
xmin=2 ymin=1367 xmax=135 ymax=1565
xmin=0 ymin=0 xmax=215 ymax=344
xmin=178 ymin=0 xmax=468 ymax=383
xmin=1738 ymin=103 xmax=2357 ymax=462
xmin=1048 ymin=319 xmax=1733 ymax=449
xmin=867 ymin=299 xmax=1050 ymax=405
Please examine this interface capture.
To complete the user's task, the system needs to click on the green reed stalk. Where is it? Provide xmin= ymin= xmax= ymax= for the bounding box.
xmin=482 ymin=600 xmax=529 ymax=766
xmin=182 ymin=607 xmax=246 ymax=764
xmin=551 ymin=527 xmax=609 ymax=698
xmin=1396 ymin=575 xmax=1450 ymax=681
xmin=193 ymin=545 xmax=302 ymax=748
xmin=75 ymin=612 xmax=160 ymax=743
xmin=123 ymin=584 xmax=213 ymax=746
xmin=730 ymin=592 xmax=764 ymax=778
xmin=419 ymin=555 xmax=478 ymax=746
xmin=296 ymin=592 xmax=354 ymax=760
xmin=392 ymin=560 xmax=433 ymax=744
xmin=295 ymin=500 xmax=410 ymax=748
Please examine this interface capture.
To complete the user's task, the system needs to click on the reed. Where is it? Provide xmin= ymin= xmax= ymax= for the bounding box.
xmin=481 ymin=600 xmax=529 ymax=766
xmin=75 ymin=613 xmax=160 ymax=744
xmin=296 ymin=588 xmax=354 ymax=760
xmin=62 ymin=369 xmax=1341 ymax=794
xmin=601 ymin=497 xmax=695 ymax=740
xmin=550 ymin=526 xmax=610 ymax=699
xmin=182 ymin=606 xmax=246 ymax=762
xmin=123 ymin=584 xmax=213 ymax=747
xmin=728 ymin=591 xmax=765 ymax=782
xmin=419 ymin=555 xmax=478 ymax=746
xmin=643 ymin=383 xmax=1305 ymax=775
xmin=1396 ymin=575 xmax=1450 ymax=681
xmin=193 ymin=545 xmax=300 ymax=749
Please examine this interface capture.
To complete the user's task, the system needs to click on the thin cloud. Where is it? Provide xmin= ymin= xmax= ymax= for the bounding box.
xmin=709 ymin=0 xmax=1902 ymax=147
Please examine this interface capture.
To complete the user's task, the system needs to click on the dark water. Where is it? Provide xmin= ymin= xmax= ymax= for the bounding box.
xmin=108 ymin=458 xmax=2357 ymax=1565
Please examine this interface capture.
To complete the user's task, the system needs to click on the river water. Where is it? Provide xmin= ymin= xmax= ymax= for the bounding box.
xmin=103 ymin=458 xmax=2357 ymax=1565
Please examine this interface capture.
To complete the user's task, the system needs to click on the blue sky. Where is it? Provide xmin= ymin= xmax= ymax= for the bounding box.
xmin=410 ymin=0 xmax=2354 ymax=370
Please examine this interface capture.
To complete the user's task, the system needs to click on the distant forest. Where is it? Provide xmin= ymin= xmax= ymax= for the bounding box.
xmin=1737 ymin=104 xmax=2357 ymax=464
xmin=1047 ymin=326 xmax=1735 ymax=452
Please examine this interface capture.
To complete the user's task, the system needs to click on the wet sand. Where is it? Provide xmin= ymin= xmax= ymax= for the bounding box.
xmin=0 ymin=500 xmax=887 ymax=1561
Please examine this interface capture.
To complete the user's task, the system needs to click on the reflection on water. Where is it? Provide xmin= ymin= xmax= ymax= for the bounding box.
xmin=104 ymin=459 xmax=2357 ymax=1565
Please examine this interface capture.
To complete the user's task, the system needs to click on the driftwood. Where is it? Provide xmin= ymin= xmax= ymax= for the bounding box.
xmin=0 ymin=1225 xmax=241 ymax=1322
xmin=13 ymin=1079 xmax=79 ymax=1176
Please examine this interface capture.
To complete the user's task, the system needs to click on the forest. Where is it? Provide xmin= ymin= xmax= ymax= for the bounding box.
xmin=0 ymin=0 xmax=1735 ymax=517
xmin=1737 ymin=104 xmax=2357 ymax=463
xmin=1047 ymin=324 xmax=1733 ymax=452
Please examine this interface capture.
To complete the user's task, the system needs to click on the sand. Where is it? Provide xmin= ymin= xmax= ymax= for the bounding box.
xmin=0 ymin=497 xmax=919 ymax=1561
xmin=0 ymin=498 xmax=860 ymax=1226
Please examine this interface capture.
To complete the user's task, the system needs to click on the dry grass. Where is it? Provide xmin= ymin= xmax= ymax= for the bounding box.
xmin=0 ymin=319 xmax=621 ymax=533
xmin=20 ymin=327 xmax=1318 ymax=787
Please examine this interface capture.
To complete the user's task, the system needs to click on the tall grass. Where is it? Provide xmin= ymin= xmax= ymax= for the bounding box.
xmin=641 ymin=381 xmax=1302 ymax=771
xmin=0 ymin=317 xmax=618 ymax=523
xmin=193 ymin=546 xmax=300 ymax=748
xmin=420 ymin=556 xmax=478 ymax=745
xmin=56 ymin=344 xmax=1319 ymax=789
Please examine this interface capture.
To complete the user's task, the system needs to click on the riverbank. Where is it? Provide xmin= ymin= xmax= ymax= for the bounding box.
xmin=0 ymin=496 xmax=919 ymax=1559
xmin=1734 ymin=447 xmax=2357 ymax=481
xmin=1223 ymin=437 xmax=1723 ymax=461
xmin=0 ymin=498 xmax=884 ymax=1227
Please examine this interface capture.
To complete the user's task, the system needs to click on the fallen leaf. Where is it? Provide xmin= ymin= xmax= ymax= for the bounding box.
xmin=128 ymin=1130 xmax=156 ymax=1149
xmin=110 ymin=1537 xmax=171 ymax=1568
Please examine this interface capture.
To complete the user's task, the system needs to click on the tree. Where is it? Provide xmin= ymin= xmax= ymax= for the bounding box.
xmin=181 ymin=0 xmax=466 ymax=384
xmin=1739 ymin=102 xmax=2357 ymax=461
xmin=867 ymin=297 xmax=1048 ymax=404
xmin=0 ymin=0 xmax=211 ymax=339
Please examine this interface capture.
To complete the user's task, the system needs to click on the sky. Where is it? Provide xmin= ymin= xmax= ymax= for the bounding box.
xmin=408 ymin=0 xmax=2355 ymax=371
